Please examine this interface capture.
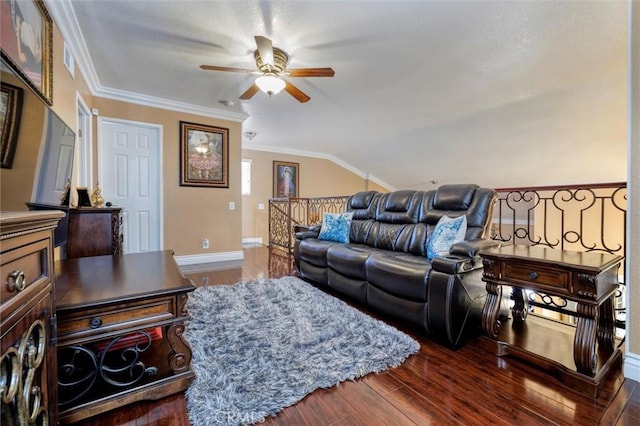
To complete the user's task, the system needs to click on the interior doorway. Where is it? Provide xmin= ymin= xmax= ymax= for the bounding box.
xmin=98 ymin=117 xmax=163 ymax=254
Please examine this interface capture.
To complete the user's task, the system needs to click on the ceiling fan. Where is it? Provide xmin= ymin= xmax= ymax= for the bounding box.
xmin=200 ymin=36 xmax=335 ymax=103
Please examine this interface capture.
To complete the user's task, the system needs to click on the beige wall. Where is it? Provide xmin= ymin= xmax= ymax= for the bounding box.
xmin=2 ymin=20 xmax=243 ymax=257
xmin=0 ymin=71 xmax=47 ymax=211
xmin=91 ymin=99 xmax=243 ymax=256
xmin=240 ymin=149 xmax=388 ymax=244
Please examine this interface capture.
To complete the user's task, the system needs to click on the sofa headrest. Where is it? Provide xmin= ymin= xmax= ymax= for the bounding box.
xmin=433 ymin=184 xmax=479 ymax=210
xmin=376 ymin=190 xmax=422 ymax=224
xmin=349 ymin=191 xmax=378 ymax=209
xmin=346 ymin=191 xmax=380 ymax=220
xmin=384 ymin=190 xmax=416 ymax=212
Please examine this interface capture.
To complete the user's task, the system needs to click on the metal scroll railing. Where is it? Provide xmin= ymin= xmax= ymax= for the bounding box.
xmin=491 ymin=182 xmax=627 ymax=332
xmin=268 ymin=196 xmax=350 ymax=252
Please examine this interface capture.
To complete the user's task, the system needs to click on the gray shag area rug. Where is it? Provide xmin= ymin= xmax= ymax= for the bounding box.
xmin=184 ymin=276 xmax=420 ymax=425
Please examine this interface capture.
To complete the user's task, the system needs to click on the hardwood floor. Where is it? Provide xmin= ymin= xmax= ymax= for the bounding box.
xmin=76 ymin=246 xmax=640 ymax=425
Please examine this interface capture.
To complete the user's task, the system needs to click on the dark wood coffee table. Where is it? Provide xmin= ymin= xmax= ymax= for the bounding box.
xmin=54 ymin=250 xmax=195 ymax=423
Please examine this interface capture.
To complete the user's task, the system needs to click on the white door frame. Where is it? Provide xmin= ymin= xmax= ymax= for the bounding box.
xmin=97 ymin=116 xmax=164 ymax=251
xmin=76 ymin=93 xmax=92 ymax=188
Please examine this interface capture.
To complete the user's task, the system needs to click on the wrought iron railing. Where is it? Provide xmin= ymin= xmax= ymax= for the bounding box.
xmin=491 ymin=182 xmax=627 ymax=332
xmin=268 ymin=196 xmax=350 ymax=252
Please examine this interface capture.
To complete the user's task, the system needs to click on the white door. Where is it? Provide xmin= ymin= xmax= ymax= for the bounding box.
xmin=98 ymin=118 xmax=162 ymax=254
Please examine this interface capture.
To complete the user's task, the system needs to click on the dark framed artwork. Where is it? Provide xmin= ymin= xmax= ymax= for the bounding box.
xmin=180 ymin=121 xmax=229 ymax=188
xmin=76 ymin=187 xmax=92 ymax=207
xmin=273 ymin=161 xmax=299 ymax=198
xmin=0 ymin=0 xmax=53 ymax=105
xmin=0 ymin=82 xmax=23 ymax=168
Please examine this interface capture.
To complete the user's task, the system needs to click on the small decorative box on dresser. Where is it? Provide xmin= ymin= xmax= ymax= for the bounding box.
xmin=479 ymin=245 xmax=624 ymax=397
xmin=54 ymin=250 xmax=195 ymax=424
xmin=66 ymin=207 xmax=122 ymax=259
xmin=1 ymin=211 xmax=64 ymax=426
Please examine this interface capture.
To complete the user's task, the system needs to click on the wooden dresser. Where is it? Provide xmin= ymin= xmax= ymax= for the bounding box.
xmin=67 ymin=207 xmax=122 ymax=259
xmin=54 ymin=250 xmax=195 ymax=423
xmin=1 ymin=211 xmax=64 ymax=425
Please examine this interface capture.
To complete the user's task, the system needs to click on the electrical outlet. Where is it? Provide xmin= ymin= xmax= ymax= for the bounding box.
xmin=202 ymin=238 xmax=209 ymax=249
xmin=258 ymin=203 xmax=265 ymax=210
xmin=228 ymin=201 xmax=235 ymax=210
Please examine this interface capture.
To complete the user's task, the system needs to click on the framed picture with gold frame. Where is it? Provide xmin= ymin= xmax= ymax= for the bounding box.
xmin=273 ymin=161 xmax=299 ymax=198
xmin=1 ymin=82 xmax=23 ymax=168
xmin=0 ymin=0 xmax=53 ymax=105
xmin=179 ymin=121 xmax=229 ymax=188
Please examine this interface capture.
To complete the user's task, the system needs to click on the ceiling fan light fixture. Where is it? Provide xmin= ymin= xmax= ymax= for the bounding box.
xmin=255 ymin=75 xmax=286 ymax=96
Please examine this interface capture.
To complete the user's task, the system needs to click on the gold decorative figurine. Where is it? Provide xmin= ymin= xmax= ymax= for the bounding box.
xmin=91 ymin=182 xmax=105 ymax=208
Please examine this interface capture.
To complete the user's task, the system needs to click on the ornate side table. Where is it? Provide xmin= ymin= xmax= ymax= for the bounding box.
xmin=54 ymin=250 xmax=195 ymax=423
xmin=479 ymin=245 xmax=623 ymax=397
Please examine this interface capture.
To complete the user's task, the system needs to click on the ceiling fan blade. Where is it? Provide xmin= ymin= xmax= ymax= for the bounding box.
xmin=287 ymin=68 xmax=335 ymax=77
xmin=239 ymin=84 xmax=260 ymax=100
xmin=200 ymin=65 xmax=256 ymax=73
xmin=254 ymin=35 xmax=274 ymax=66
xmin=284 ymin=81 xmax=310 ymax=103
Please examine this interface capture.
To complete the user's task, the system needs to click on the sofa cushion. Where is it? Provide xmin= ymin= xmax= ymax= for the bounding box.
xmin=426 ymin=215 xmax=467 ymax=260
xmin=327 ymin=269 xmax=367 ymax=303
xmin=327 ymin=243 xmax=380 ymax=279
xmin=318 ymin=212 xmax=353 ymax=243
xmin=365 ymin=252 xmax=431 ymax=301
xmin=298 ymin=239 xmax=340 ymax=267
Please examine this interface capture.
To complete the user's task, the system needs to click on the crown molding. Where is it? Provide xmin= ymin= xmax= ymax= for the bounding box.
xmin=94 ymin=86 xmax=249 ymax=122
xmin=46 ymin=0 xmax=100 ymax=93
xmin=243 ymin=145 xmax=394 ymax=191
xmin=45 ymin=0 xmax=248 ymax=123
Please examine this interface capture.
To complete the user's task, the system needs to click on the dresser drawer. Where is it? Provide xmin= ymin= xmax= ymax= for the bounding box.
xmin=1 ymin=238 xmax=50 ymax=306
xmin=504 ymin=262 xmax=570 ymax=291
xmin=57 ymin=295 xmax=177 ymax=343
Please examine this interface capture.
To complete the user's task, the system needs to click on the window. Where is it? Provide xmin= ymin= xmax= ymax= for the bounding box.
xmin=241 ymin=159 xmax=251 ymax=195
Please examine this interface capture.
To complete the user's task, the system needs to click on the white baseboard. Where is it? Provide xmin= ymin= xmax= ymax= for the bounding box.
xmin=242 ymin=237 xmax=263 ymax=245
xmin=625 ymin=351 xmax=640 ymax=381
xmin=174 ymin=250 xmax=244 ymax=267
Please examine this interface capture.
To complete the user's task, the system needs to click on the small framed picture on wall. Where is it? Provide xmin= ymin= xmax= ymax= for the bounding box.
xmin=273 ymin=161 xmax=299 ymax=198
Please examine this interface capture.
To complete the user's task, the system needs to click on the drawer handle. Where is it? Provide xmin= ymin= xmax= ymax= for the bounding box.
xmin=528 ymin=271 xmax=538 ymax=280
xmin=8 ymin=270 xmax=26 ymax=292
xmin=89 ymin=317 xmax=103 ymax=329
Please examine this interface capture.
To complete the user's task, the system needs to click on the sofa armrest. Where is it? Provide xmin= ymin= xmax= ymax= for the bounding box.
xmin=449 ymin=238 xmax=502 ymax=258
xmin=432 ymin=239 xmax=501 ymax=273
xmin=295 ymin=229 xmax=320 ymax=240
xmin=431 ymin=255 xmax=483 ymax=274
xmin=295 ymin=225 xmax=321 ymax=240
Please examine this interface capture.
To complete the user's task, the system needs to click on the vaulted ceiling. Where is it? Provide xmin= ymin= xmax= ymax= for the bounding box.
xmin=49 ymin=0 xmax=628 ymax=190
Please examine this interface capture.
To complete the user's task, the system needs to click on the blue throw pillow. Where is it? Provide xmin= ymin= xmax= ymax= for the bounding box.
xmin=426 ymin=215 xmax=467 ymax=260
xmin=317 ymin=212 xmax=354 ymax=243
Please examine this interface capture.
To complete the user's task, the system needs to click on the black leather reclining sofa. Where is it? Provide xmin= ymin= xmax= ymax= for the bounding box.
xmin=294 ymin=184 xmax=500 ymax=347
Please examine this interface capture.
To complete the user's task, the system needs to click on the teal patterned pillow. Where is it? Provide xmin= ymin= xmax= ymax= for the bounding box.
xmin=426 ymin=215 xmax=467 ymax=260
xmin=318 ymin=212 xmax=354 ymax=243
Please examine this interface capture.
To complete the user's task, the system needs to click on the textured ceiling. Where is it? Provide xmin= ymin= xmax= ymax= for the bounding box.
xmin=52 ymin=0 xmax=628 ymax=190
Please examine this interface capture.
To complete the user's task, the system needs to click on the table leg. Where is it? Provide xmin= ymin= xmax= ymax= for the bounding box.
xmin=482 ymin=282 xmax=502 ymax=338
xmin=511 ymin=287 xmax=528 ymax=323
xmin=574 ymin=303 xmax=598 ymax=376
xmin=597 ymin=297 xmax=615 ymax=353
